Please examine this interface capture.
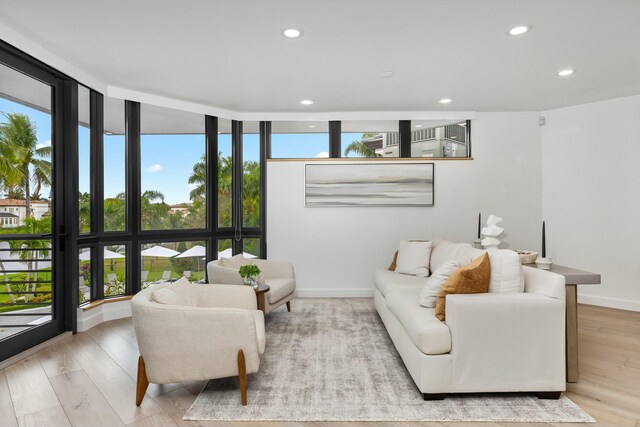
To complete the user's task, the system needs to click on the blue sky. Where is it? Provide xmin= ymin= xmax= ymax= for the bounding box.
xmin=2 ymin=97 xmax=366 ymax=205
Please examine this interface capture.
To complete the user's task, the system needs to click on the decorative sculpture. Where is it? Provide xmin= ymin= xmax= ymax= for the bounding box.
xmin=481 ymin=214 xmax=504 ymax=250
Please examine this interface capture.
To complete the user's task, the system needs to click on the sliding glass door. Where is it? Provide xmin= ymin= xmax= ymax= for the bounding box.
xmin=0 ymin=49 xmax=68 ymax=360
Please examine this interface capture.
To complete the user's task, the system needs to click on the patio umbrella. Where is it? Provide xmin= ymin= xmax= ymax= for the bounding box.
xmin=217 ymin=248 xmax=258 ymax=259
xmin=79 ymin=248 xmax=125 ymax=261
xmin=140 ymin=246 xmax=180 ymax=258
xmin=140 ymin=245 xmax=180 ymax=276
xmin=175 ymin=245 xmax=206 ymax=274
xmin=175 ymin=245 xmax=206 ymax=259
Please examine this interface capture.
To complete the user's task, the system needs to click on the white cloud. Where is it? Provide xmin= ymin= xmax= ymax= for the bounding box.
xmin=146 ymin=164 xmax=163 ymax=173
xmin=188 ymin=183 xmax=199 ymax=190
xmin=315 ymin=151 xmax=329 ymax=158
xmin=36 ymin=140 xmax=51 ymax=150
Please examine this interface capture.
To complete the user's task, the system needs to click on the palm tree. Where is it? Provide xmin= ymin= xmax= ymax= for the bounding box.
xmin=78 ymin=192 xmax=91 ymax=232
xmin=188 ymin=154 xmax=206 ymax=201
xmin=8 ymin=217 xmax=51 ymax=301
xmin=0 ymin=113 xmax=52 ymax=216
xmin=103 ymin=193 xmax=126 ymax=231
xmin=140 ymin=190 xmax=169 ymax=230
xmin=343 ymin=132 xmax=382 ymax=158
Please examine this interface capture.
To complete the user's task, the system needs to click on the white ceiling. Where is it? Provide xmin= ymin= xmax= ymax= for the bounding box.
xmin=1 ymin=0 xmax=639 ymax=115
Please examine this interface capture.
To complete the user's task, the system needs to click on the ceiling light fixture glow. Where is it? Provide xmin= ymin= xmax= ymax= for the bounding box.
xmin=307 ymin=125 xmax=316 ymax=128
xmin=282 ymin=28 xmax=303 ymax=38
xmin=415 ymin=124 xmax=423 ymax=128
xmin=381 ymin=71 xmax=394 ymax=78
xmin=507 ymin=25 xmax=531 ymax=36
xmin=557 ymin=69 xmax=574 ymax=77
xmin=300 ymin=99 xmax=314 ymax=105
xmin=439 ymin=98 xmax=453 ymax=104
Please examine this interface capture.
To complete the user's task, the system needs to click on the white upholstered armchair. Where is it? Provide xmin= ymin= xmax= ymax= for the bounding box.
xmin=207 ymin=255 xmax=296 ymax=314
xmin=131 ymin=281 xmax=265 ymax=406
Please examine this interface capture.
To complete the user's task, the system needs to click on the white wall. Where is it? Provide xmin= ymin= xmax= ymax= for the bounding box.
xmin=268 ymin=112 xmax=543 ymax=296
xmin=541 ymin=95 xmax=640 ymax=311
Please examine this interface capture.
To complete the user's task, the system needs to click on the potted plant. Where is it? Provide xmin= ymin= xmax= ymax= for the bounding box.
xmin=239 ymin=264 xmax=261 ymax=288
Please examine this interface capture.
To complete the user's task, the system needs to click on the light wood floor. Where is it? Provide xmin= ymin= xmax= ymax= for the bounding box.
xmin=1 ymin=303 xmax=639 ymax=427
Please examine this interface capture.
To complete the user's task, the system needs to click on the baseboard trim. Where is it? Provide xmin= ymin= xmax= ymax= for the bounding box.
xmin=578 ymin=293 xmax=640 ymax=313
xmin=295 ymin=288 xmax=374 ymax=298
xmin=77 ymin=300 xmax=132 ymax=332
xmin=0 ymin=331 xmax=72 ymax=370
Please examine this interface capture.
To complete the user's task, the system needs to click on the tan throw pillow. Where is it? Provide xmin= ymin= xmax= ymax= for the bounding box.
xmin=388 ymin=251 xmax=398 ymax=271
xmin=434 ymin=253 xmax=491 ymax=321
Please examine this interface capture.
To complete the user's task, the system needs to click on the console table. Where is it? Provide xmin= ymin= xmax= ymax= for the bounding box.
xmin=525 ymin=263 xmax=601 ymax=383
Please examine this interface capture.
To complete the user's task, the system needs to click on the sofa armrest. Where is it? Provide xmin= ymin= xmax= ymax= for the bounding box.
xmin=445 ymin=293 xmax=565 ymax=392
xmin=523 ymin=265 xmax=565 ymax=301
xmin=192 ymin=284 xmax=257 ymax=310
xmin=132 ymin=304 xmax=262 ymax=384
xmin=207 ymin=263 xmax=245 ymax=286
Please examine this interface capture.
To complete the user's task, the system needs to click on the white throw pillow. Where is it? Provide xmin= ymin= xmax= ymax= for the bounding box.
xmin=151 ymin=277 xmax=198 ymax=306
xmin=418 ymin=257 xmax=471 ymax=307
xmin=395 ymin=240 xmax=433 ymax=277
xmin=486 ymin=249 xmax=525 ymax=293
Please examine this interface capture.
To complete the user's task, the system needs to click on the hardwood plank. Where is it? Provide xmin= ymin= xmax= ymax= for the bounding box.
xmin=16 ymin=405 xmax=71 ymax=427
xmin=63 ymin=332 xmax=161 ymax=424
xmin=5 ymin=357 xmax=60 ymax=418
xmin=37 ymin=337 xmax=82 ymax=378
xmin=0 ymin=370 xmax=18 ymax=427
xmin=50 ymin=370 xmax=124 ymax=427
xmin=104 ymin=318 xmax=139 ymax=348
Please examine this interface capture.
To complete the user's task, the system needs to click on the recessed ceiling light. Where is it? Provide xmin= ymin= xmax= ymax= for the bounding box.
xmin=381 ymin=71 xmax=394 ymax=78
xmin=557 ymin=69 xmax=574 ymax=77
xmin=307 ymin=125 xmax=316 ymax=128
xmin=282 ymin=28 xmax=303 ymax=38
xmin=439 ymin=98 xmax=453 ymax=104
xmin=300 ymin=99 xmax=314 ymax=105
xmin=415 ymin=124 xmax=423 ymax=128
xmin=507 ymin=25 xmax=531 ymax=36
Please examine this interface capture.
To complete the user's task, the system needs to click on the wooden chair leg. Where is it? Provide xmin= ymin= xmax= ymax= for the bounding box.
xmin=237 ymin=350 xmax=247 ymax=406
xmin=286 ymin=301 xmax=291 ymax=312
xmin=136 ymin=356 xmax=149 ymax=406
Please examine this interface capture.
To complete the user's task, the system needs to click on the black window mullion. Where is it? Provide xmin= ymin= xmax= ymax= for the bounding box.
xmin=125 ymin=101 xmax=141 ymax=295
xmin=91 ymin=91 xmax=104 ymax=236
xmin=232 ymin=120 xmax=243 ymax=255
xmin=259 ymin=121 xmax=269 ymax=258
xmin=61 ymin=79 xmax=79 ymax=331
xmin=205 ymin=115 xmax=218 ymax=262
xmin=399 ymin=120 xmax=411 ymax=158
xmin=329 ymin=121 xmax=341 ymax=158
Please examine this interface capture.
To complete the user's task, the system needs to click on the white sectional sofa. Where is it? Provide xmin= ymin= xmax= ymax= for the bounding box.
xmin=374 ymin=239 xmax=566 ymax=400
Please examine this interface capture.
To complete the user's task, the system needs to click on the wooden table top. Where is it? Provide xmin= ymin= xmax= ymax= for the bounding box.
xmin=253 ymin=284 xmax=270 ymax=295
xmin=523 ymin=263 xmax=601 ymax=285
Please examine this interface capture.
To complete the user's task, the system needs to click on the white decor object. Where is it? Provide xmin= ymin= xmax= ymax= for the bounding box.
xmin=395 ymin=240 xmax=433 ymax=277
xmin=535 ymin=257 xmax=553 ymax=270
xmin=419 ymin=258 xmax=471 ymax=307
xmin=481 ymin=215 xmax=504 ymax=250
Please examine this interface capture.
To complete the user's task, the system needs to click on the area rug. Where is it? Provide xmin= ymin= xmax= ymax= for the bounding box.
xmin=185 ymin=298 xmax=594 ymax=422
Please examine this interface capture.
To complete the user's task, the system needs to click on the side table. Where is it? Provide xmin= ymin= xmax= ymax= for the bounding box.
xmin=524 ymin=263 xmax=601 ymax=383
xmin=253 ymin=284 xmax=270 ymax=312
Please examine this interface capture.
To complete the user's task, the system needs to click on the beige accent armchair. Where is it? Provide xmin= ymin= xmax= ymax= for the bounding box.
xmin=131 ymin=282 xmax=265 ymax=406
xmin=207 ymin=256 xmax=296 ymax=314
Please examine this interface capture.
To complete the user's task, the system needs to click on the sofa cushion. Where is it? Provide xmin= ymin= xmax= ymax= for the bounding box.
xmin=419 ymin=257 xmax=471 ymax=308
xmin=151 ymin=277 xmax=198 ymax=306
xmin=395 ymin=240 xmax=433 ymax=277
xmin=386 ymin=287 xmax=452 ymax=355
xmin=435 ymin=253 xmax=491 ymax=321
xmin=265 ymin=278 xmax=296 ymax=303
xmin=430 ymin=239 xmax=480 ymax=272
xmin=373 ymin=269 xmax=426 ymax=297
xmin=219 ymin=254 xmax=249 ymax=269
xmin=486 ymin=249 xmax=525 ymax=293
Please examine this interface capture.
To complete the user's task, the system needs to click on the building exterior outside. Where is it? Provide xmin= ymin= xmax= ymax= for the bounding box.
xmin=364 ymin=123 xmax=468 ymax=158
xmin=0 ymin=199 xmax=50 ymax=228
